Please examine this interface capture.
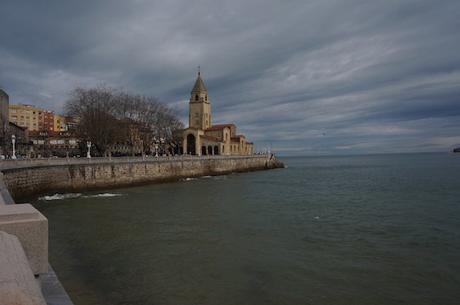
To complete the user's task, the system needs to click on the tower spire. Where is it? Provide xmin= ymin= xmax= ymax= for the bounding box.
xmin=189 ymin=69 xmax=211 ymax=129
xmin=191 ymin=69 xmax=207 ymax=93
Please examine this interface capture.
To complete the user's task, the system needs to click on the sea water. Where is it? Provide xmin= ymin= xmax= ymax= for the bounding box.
xmin=34 ymin=153 xmax=460 ymax=305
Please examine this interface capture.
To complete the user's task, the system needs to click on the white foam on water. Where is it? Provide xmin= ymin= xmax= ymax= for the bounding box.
xmin=39 ymin=192 xmax=123 ymax=201
xmin=39 ymin=193 xmax=82 ymax=201
xmin=83 ymin=193 xmax=123 ymax=198
xmin=183 ymin=177 xmax=197 ymax=181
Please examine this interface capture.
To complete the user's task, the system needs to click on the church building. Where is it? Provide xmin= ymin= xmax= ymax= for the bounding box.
xmin=182 ymin=72 xmax=254 ymax=156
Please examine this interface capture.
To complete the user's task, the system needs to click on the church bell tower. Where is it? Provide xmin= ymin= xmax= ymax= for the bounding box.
xmin=189 ymin=70 xmax=211 ymax=130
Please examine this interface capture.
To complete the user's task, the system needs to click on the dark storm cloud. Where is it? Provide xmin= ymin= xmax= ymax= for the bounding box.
xmin=1 ymin=0 xmax=459 ymax=154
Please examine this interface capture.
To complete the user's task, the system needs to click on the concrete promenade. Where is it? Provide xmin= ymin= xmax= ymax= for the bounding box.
xmin=0 ymin=154 xmax=283 ymax=304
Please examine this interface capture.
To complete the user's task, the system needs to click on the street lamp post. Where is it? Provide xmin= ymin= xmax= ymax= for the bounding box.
xmin=11 ymin=135 xmax=17 ymax=160
xmin=153 ymin=137 xmax=159 ymax=157
xmin=86 ymin=141 xmax=91 ymax=159
xmin=160 ymin=137 xmax=165 ymax=156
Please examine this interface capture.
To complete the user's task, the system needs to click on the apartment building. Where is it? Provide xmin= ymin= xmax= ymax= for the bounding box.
xmin=9 ymin=104 xmax=45 ymax=131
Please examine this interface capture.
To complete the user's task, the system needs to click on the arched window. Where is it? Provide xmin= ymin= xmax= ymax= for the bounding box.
xmin=187 ymin=134 xmax=196 ymax=155
xmin=195 ymin=94 xmax=199 ymax=101
xmin=205 ymin=95 xmax=208 ymax=101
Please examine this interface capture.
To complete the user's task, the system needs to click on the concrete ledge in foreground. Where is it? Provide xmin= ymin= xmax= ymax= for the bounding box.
xmin=0 ymin=231 xmax=47 ymax=305
xmin=0 ymin=204 xmax=48 ymax=275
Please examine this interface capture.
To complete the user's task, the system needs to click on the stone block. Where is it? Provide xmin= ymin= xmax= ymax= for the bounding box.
xmin=0 ymin=204 xmax=48 ymax=275
xmin=0 ymin=172 xmax=15 ymax=205
xmin=0 ymin=231 xmax=47 ymax=305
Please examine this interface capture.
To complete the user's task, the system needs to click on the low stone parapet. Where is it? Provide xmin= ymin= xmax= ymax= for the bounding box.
xmin=0 ymin=231 xmax=47 ymax=305
xmin=0 ymin=204 xmax=48 ymax=275
xmin=0 ymin=172 xmax=15 ymax=205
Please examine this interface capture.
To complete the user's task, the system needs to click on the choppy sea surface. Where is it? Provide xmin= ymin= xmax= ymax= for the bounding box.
xmin=33 ymin=153 xmax=460 ymax=305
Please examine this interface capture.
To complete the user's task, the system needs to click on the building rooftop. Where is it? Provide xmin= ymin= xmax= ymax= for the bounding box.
xmin=0 ymin=88 xmax=8 ymax=98
xmin=191 ymin=73 xmax=207 ymax=93
xmin=200 ymin=135 xmax=220 ymax=142
xmin=9 ymin=121 xmax=27 ymax=130
xmin=206 ymin=124 xmax=235 ymax=131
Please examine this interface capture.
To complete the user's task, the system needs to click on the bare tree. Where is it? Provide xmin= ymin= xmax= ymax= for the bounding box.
xmin=66 ymin=86 xmax=183 ymax=156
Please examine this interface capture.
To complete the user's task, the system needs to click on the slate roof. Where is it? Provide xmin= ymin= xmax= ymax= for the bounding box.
xmin=0 ymin=88 xmax=8 ymax=98
xmin=191 ymin=73 xmax=207 ymax=93
xmin=205 ymin=124 xmax=235 ymax=131
xmin=9 ymin=121 xmax=26 ymax=130
xmin=200 ymin=135 xmax=220 ymax=142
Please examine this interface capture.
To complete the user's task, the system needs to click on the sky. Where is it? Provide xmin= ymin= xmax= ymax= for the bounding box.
xmin=1 ymin=0 xmax=459 ymax=155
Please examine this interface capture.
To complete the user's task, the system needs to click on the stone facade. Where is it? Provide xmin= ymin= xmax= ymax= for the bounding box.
xmin=182 ymin=73 xmax=254 ymax=156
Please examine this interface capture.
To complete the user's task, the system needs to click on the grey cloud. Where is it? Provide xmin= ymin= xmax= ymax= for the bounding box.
xmin=1 ymin=0 xmax=460 ymax=155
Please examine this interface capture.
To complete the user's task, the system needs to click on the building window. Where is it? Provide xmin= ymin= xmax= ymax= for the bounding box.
xmin=195 ymin=95 xmax=198 ymax=101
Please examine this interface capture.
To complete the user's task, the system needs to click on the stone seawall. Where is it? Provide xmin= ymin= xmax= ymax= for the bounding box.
xmin=2 ymin=155 xmax=283 ymax=200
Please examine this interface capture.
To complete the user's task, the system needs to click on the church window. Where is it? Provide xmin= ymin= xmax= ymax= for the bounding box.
xmin=195 ymin=94 xmax=199 ymax=101
xmin=205 ymin=95 xmax=208 ymax=101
